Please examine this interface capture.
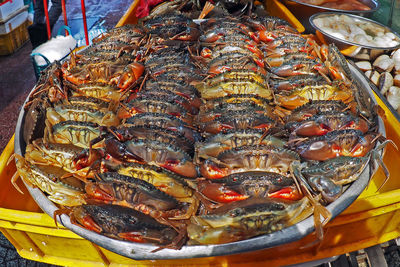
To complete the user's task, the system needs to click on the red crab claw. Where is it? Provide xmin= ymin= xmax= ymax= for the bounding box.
xmin=74 ymin=207 xmax=103 ymax=233
xmin=268 ymin=187 xmax=303 ymax=201
xmin=313 ymin=64 xmax=329 ymax=76
xmin=197 ymin=180 xmax=248 ymax=203
xmin=254 ymin=58 xmax=265 ymax=68
xmin=201 ymin=47 xmax=212 ymax=59
xmin=328 ymin=66 xmax=344 ymax=80
xmin=85 ymin=183 xmax=115 ymax=202
xmin=208 ymin=65 xmax=232 ymax=76
xmin=236 ymin=25 xmax=260 ymax=43
xmin=160 ymin=159 xmax=198 ymax=178
xmin=117 ymin=62 xmax=145 ymax=90
xmin=294 ymin=122 xmax=331 ymax=136
xmin=200 ymin=160 xmax=227 ymax=179
xmin=245 ymin=44 xmax=263 ymax=59
xmin=73 ymin=149 xmax=104 ymax=170
xmin=247 ymin=31 xmax=260 ymax=43
xmin=349 ymin=135 xmax=375 ymax=157
xmin=258 ymin=30 xmax=278 ymax=43
xmin=320 ymin=45 xmax=329 ymax=61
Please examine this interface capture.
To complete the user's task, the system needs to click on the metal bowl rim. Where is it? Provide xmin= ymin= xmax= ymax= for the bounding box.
xmin=285 ymin=0 xmax=380 ymax=13
xmin=309 ymin=12 xmax=400 ymax=50
xmin=13 ymin=64 xmax=385 ymax=260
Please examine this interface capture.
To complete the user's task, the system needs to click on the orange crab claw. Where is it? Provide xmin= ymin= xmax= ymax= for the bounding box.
xmin=328 ymin=66 xmax=345 ymax=81
xmin=208 ymin=65 xmax=232 ymax=76
xmin=245 ymin=31 xmax=260 ymax=43
xmin=160 ymin=160 xmax=198 ymax=178
xmin=258 ymin=30 xmax=277 ymax=42
xmin=246 ymin=44 xmax=263 ymax=59
xmin=74 ymin=207 xmax=103 ymax=233
xmin=200 ymin=161 xmax=227 ymax=179
xmin=85 ymin=183 xmax=115 ymax=202
xmin=201 ymin=47 xmax=212 ymax=59
xmin=254 ymin=58 xmax=265 ymax=68
xmin=268 ymin=187 xmax=303 ymax=201
xmin=198 ymin=180 xmax=248 ymax=203
xmin=117 ymin=62 xmax=144 ymax=90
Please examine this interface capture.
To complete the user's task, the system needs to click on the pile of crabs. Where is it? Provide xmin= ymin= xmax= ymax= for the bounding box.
xmin=15 ymin=5 xmax=388 ymax=250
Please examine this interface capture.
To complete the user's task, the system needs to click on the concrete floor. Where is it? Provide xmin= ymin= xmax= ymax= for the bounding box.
xmin=0 ymin=0 xmax=130 ymax=265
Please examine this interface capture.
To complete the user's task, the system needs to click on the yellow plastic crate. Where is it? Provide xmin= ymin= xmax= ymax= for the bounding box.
xmin=2 ymin=1 xmax=400 ymax=266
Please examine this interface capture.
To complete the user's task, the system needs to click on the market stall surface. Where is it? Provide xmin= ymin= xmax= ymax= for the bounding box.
xmin=0 ymin=0 xmax=129 ymax=265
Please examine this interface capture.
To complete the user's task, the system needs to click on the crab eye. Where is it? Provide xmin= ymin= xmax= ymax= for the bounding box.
xmin=230 ymin=208 xmax=242 ymax=217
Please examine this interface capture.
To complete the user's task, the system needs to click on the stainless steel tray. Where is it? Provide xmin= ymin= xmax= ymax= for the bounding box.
xmin=14 ymin=63 xmax=385 ymax=260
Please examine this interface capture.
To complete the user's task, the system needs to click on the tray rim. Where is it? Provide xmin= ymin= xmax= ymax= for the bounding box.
xmin=13 ymin=63 xmax=386 ymax=260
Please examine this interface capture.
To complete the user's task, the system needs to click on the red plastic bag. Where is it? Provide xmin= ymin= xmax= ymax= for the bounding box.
xmin=136 ymin=0 xmax=166 ymax=18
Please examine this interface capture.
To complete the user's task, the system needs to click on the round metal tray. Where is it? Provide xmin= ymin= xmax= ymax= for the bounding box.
xmin=14 ymin=64 xmax=385 ymax=260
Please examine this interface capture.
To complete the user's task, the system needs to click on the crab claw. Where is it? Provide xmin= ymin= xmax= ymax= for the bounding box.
xmin=293 ymin=121 xmax=330 ymax=136
xmin=246 ymin=44 xmax=263 ymax=59
xmin=160 ymin=159 xmax=198 ymax=178
xmin=258 ymin=30 xmax=277 ymax=42
xmin=208 ymin=65 xmax=232 ymax=76
xmin=197 ymin=180 xmax=248 ymax=203
xmin=200 ymin=160 xmax=227 ymax=179
xmin=105 ymin=138 xmax=145 ymax=163
xmin=73 ymin=206 xmax=103 ymax=233
xmin=117 ymin=62 xmax=144 ymax=90
xmin=328 ymin=66 xmax=344 ymax=81
xmin=73 ymin=148 xmax=104 ymax=170
xmin=85 ymin=183 xmax=115 ymax=202
xmin=201 ymin=48 xmax=212 ymax=59
xmin=268 ymin=186 xmax=303 ymax=201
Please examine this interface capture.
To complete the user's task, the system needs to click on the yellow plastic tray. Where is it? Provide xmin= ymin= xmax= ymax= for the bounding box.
xmin=2 ymin=1 xmax=400 ymax=266
xmin=266 ymin=0 xmax=305 ymax=33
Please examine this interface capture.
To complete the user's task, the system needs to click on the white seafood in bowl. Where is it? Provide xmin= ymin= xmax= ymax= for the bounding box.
xmin=313 ymin=14 xmax=400 ymax=48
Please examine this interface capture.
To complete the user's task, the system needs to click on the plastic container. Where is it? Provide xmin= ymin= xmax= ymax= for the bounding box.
xmin=0 ymin=18 xmax=28 ymax=55
xmin=266 ymin=0 xmax=305 ymax=33
xmin=2 ymin=1 xmax=400 ymax=266
xmin=0 ymin=0 xmax=24 ymax=21
xmin=0 ymin=5 xmax=28 ymax=34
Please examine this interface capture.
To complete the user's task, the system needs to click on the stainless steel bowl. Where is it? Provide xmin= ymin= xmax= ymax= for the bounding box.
xmin=310 ymin=12 xmax=400 ymax=58
xmin=282 ymin=0 xmax=379 ymax=32
xmin=13 ymin=64 xmax=386 ymax=260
